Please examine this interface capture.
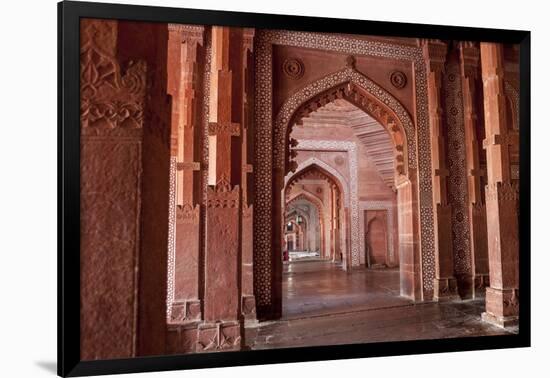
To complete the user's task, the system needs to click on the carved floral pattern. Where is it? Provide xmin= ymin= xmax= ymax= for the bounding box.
xmin=167 ymin=157 xmax=177 ymax=320
xmin=80 ymin=20 xmax=146 ymax=131
xmin=390 ymin=70 xmax=407 ymax=89
xmin=206 ymin=177 xmax=240 ymax=208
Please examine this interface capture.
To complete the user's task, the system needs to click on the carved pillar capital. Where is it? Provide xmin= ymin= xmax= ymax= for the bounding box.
xmin=459 ymin=41 xmax=480 ymax=79
xmin=168 ymin=24 xmax=205 ymax=43
xmin=422 ymin=39 xmax=448 ymax=77
xmin=243 ymin=28 xmax=255 ymax=53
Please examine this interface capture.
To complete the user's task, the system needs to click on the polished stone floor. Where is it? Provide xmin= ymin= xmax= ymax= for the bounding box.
xmin=245 ymin=260 xmax=513 ymax=350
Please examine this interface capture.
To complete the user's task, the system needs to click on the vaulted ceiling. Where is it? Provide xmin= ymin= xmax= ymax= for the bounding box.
xmin=300 ymin=99 xmax=395 ymax=188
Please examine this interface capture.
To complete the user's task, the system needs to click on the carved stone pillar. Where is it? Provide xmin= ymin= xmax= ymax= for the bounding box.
xmin=423 ymin=40 xmax=459 ymax=300
xmin=81 ymin=19 xmax=172 ymax=358
xmin=480 ymin=42 xmax=519 ymax=327
xmin=167 ymin=24 xmax=205 ymax=325
xmin=80 ymin=18 xmax=146 ymax=360
xmin=241 ymin=28 xmax=257 ymax=322
xmin=200 ymin=26 xmax=244 ymax=351
xmin=460 ymin=42 xmax=490 ymax=298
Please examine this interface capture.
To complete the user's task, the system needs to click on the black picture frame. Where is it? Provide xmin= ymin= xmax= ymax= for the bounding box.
xmin=58 ymin=1 xmax=531 ymax=376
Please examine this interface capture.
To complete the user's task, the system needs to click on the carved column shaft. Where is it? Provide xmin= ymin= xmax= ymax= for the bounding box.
xmin=201 ymin=26 xmax=244 ymax=351
xmin=241 ymin=28 xmax=256 ymax=322
xmin=459 ymin=43 xmax=489 ymax=297
xmin=423 ymin=40 xmax=459 ymax=300
xmin=80 ymin=18 xmax=146 ymax=360
xmin=167 ymin=25 xmax=204 ymax=324
xmin=480 ymin=42 xmax=519 ymax=327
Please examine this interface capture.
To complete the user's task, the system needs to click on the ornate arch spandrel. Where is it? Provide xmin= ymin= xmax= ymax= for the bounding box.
xmin=275 ymin=68 xmax=415 ymax=178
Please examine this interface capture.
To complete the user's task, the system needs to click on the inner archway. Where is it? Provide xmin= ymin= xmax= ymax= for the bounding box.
xmin=285 ymin=163 xmax=345 ymax=264
xmin=273 ymin=74 xmax=418 ymax=318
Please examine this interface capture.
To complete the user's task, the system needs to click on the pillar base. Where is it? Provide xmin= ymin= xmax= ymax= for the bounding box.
xmin=481 ymin=311 xmax=518 ymax=328
xmin=196 ymin=320 xmax=243 ymax=352
xmin=169 ymin=299 xmax=202 ymax=324
xmin=166 ymin=322 xmax=200 ymax=354
xmin=483 ymin=287 xmax=519 ymax=328
xmin=241 ymin=295 xmax=257 ymax=321
xmin=433 ymin=277 xmax=460 ymax=301
xmin=473 ymin=273 xmax=490 ymax=298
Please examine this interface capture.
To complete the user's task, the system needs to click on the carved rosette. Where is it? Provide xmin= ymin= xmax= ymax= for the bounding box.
xmin=282 ymin=58 xmax=305 ymax=79
xmin=390 ymin=70 xmax=407 ymax=89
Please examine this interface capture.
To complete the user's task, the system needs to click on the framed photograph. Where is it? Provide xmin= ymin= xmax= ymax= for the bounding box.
xmin=58 ymin=0 xmax=530 ymax=376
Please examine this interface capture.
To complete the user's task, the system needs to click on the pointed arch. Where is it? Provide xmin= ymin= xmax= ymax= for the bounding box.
xmin=274 ymin=67 xmax=416 ymax=178
xmin=284 ymin=157 xmax=349 ymax=204
xmin=287 ymin=192 xmax=327 ymax=258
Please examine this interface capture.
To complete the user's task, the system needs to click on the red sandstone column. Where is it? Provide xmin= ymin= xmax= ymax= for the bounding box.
xmin=241 ymin=29 xmax=257 ymax=322
xmin=80 ymin=18 xmax=146 ymax=360
xmin=480 ymin=42 xmax=519 ymax=327
xmin=199 ymin=26 xmax=244 ymax=351
xmin=459 ymin=42 xmax=490 ymax=298
xmin=423 ymin=40 xmax=460 ymax=300
xmin=167 ymin=24 xmax=204 ymax=325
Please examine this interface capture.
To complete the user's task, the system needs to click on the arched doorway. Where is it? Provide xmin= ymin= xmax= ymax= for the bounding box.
xmin=284 ymin=163 xmax=347 ymax=266
xmin=254 ymin=58 xmax=422 ymax=319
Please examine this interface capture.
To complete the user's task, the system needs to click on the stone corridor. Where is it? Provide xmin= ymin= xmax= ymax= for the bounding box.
xmin=245 ymin=261 xmax=514 ymax=350
xmin=78 ymin=18 xmax=521 ymax=358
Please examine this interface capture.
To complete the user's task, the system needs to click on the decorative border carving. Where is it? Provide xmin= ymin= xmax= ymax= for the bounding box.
xmin=167 ymin=157 xmax=177 ymax=320
xmin=254 ymin=30 xmax=435 ymax=307
xmin=80 ymin=20 xmax=146 ymax=132
xmin=359 ymin=201 xmax=396 ymax=264
xmin=444 ymin=62 xmax=472 ymax=275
